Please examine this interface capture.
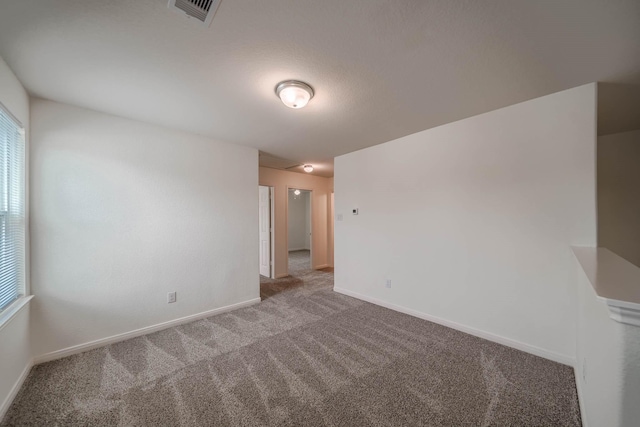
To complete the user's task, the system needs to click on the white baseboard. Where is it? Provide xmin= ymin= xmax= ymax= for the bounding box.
xmin=33 ymin=297 xmax=262 ymax=365
xmin=574 ymin=365 xmax=589 ymax=427
xmin=333 ymin=287 xmax=575 ymax=367
xmin=0 ymin=359 xmax=33 ymax=421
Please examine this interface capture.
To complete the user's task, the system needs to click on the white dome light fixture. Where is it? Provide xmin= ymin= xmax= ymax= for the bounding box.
xmin=294 ymin=189 xmax=301 ymax=196
xmin=275 ymin=80 xmax=314 ymax=109
xmin=303 ymin=164 xmax=314 ymax=173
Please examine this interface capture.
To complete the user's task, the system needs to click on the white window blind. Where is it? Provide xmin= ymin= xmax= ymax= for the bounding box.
xmin=0 ymin=103 xmax=25 ymax=311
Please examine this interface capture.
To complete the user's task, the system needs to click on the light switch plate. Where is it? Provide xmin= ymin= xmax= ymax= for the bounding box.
xmin=168 ymin=292 xmax=177 ymax=303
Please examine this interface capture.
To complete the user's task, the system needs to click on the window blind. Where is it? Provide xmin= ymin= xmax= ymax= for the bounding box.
xmin=0 ymin=103 xmax=25 ymax=311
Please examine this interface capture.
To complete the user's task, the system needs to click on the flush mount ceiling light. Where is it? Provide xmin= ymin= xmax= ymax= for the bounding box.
xmin=275 ymin=80 xmax=314 ymax=109
xmin=294 ymin=189 xmax=301 ymax=196
xmin=303 ymin=164 xmax=314 ymax=173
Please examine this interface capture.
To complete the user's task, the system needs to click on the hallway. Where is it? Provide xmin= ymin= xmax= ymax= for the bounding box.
xmin=260 ymin=250 xmax=333 ymax=300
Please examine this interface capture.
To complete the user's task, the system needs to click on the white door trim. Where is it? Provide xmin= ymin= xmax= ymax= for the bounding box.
xmin=259 ymin=185 xmax=274 ymax=278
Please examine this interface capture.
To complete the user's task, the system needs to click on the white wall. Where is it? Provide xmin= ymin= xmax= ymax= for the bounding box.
xmin=0 ymin=56 xmax=31 ymax=418
xmin=598 ymin=130 xmax=640 ymax=267
xmin=288 ymin=190 xmax=310 ymax=251
xmin=29 ymin=99 xmax=259 ymax=358
xmin=259 ymin=167 xmax=333 ymax=277
xmin=335 ymin=84 xmax=597 ymax=363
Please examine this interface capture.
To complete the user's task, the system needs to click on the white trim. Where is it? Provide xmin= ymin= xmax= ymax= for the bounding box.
xmin=572 ymin=247 xmax=640 ymax=327
xmin=0 ymin=296 xmax=33 ymax=333
xmin=33 ymin=297 xmax=261 ymax=364
xmin=606 ymin=303 xmax=640 ymax=327
xmin=269 ymin=186 xmax=275 ymax=279
xmin=0 ymin=100 xmax=23 ymax=128
xmin=0 ymin=358 xmax=33 ymax=421
xmin=574 ymin=365 xmax=589 ymax=427
xmin=314 ymin=264 xmax=330 ymax=269
xmin=288 ymin=247 xmax=307 ymax=252
xmin=333 ymin=287 xmax=575 ymax=367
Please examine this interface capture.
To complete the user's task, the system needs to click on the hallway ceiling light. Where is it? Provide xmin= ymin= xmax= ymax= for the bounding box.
xmin=303 ymin=164 xmax=314 ymax=173
xmin=275 ymin=80 xmax=314 ymax=109
xmin=294 ymin=189 xmax=301 ymax=196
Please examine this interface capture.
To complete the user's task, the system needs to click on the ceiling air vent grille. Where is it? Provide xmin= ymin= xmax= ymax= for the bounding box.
xmin=168 ymin=0 xmax=221 ymax=27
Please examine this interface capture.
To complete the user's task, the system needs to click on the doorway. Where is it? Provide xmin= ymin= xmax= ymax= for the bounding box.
xmin=287 ymin=188 xmax=312 ymax=275
xmin=259 ymin=185 xmax=274 ymax=278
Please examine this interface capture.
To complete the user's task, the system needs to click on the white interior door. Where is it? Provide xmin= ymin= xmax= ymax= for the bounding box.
xmin=259 ymin=185 xmax=271 ymax=277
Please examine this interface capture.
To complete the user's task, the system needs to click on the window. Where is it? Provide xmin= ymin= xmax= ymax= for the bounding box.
xmin=0 ymin=103 xmax=25 ymax=311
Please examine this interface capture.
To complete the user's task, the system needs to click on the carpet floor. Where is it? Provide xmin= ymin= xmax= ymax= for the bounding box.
xmin=286 ymin=250 xmax=312 ymax=276
xmin=260 ymin=250 xmax=322 ymax=301
xmin=3 ymin=266 xmax=581 ymax=426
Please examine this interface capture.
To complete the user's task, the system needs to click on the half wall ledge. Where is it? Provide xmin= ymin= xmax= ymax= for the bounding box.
xmin=573 ymin=246 xmax=640 ymax=327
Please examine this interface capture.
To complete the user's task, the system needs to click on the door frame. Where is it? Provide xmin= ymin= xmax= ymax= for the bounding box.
xmin=285 ymin=186 xmax=313 ymax=276
xmin=259 ymin=185 xmax=275 ymax=279
xmin=329 ymin=191 xmax=334 ymax=268
xmin=269 ymin=186 xmax=275 ymax=279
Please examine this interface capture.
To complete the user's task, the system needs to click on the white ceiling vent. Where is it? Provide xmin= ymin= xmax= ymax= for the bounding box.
xmin=168 ymin=0 xmax=221 ymax=27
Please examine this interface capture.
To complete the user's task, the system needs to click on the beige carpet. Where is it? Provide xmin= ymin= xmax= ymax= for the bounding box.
xmin=287 ymin=250 xmax=312 ymax=276
xmin=2 ymin=266 xmax=581 ymax=426
xmin=260 ymin=250 xmax=321 ymax=301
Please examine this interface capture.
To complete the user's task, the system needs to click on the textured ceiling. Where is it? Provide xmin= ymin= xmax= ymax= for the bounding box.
xmin=0 ymin=0 xmax=639 ymax=176
xmin=258 ymin=151 xmax=333 ymax=178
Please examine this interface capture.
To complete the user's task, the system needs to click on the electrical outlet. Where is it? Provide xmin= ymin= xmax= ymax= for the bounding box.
xmin=386 ymin=279 xmax=392 ymax=288
xmin=168 ymin=292 xmax=177 ymax=303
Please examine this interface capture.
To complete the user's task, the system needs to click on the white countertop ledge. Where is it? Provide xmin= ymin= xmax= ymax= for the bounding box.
xmin=572 ymin=246 xmax=640 ymax=327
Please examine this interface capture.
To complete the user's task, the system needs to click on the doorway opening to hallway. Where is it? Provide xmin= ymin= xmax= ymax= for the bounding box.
xmin=287 ymin=188 xmax=312 ymax=275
